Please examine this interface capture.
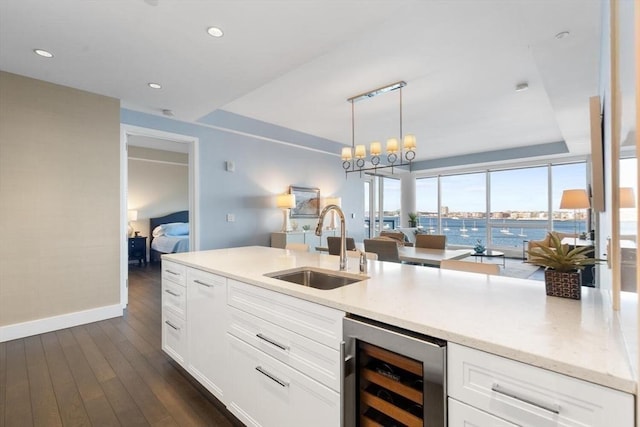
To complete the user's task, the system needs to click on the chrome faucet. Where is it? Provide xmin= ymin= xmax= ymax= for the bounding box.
xmin=316 ymin=204 xmax=347 ymax=270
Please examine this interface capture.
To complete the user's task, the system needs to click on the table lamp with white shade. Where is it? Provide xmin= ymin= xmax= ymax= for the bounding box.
xmin=324 ymin=197 xmax=342 ymax=230
xmin=559 ymin=189 xmax=590 ymax=245
xmin=127 ymin=209 xmax=138 ymax=237
xmin=276 ymin=194 xmax=296 ymax=232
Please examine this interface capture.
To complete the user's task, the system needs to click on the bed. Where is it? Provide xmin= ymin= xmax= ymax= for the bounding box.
xmin=149 ymin=210 xmax=190 ymax=263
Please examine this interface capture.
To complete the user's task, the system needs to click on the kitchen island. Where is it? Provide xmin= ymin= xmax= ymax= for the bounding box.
xmin=163 ymin=246 xmax=635 ymax=426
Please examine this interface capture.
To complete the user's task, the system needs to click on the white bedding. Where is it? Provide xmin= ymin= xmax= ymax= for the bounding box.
xmin=151 ymin=235 xmax=189 ymax=254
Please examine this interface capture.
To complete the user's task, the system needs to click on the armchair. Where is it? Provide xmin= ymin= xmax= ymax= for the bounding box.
xmin=527 ymin=231 xmax=575 ymax=260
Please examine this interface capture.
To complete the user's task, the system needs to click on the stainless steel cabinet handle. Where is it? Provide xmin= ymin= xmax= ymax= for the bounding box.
xmin=165 ymin=320 xmax=180 ymax=331
xmin=256 ymin=333 xmax=289 ymax=351
xmin=194 ymin=279 xmax=214 ymax=288
xmin=165 ymin=269 xmax=179 ymax=276
xmin=255 ymin=366 xmax=289 ymax=387
xmin=491 ymin=383 xmax=560 ymax=414
xmin=164 ymin=289 xmax=180 ymax=297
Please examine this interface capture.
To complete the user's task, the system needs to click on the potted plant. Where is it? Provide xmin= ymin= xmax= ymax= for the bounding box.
xmin=473 ymin=239 xmax=486 ymax=254
xmin=526 ymin=233 xmax=601 ymax=300
xmin=408 ymin=212 xmax=418 ymax=228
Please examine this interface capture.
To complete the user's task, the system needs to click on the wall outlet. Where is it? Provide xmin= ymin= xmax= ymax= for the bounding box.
xmin=226 ymin=213 xmax=235 ymax=222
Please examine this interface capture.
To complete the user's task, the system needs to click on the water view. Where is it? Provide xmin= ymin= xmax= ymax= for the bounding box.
xmin=367 ymin=217 xmax=590 ymax=251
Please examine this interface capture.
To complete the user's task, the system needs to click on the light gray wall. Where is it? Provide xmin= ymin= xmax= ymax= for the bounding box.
xmin=127 ymin=146 xmax=189 ymax=248
xmin=121 ymin=110 xmax=366 ymax=249
xmin=0 ymin=71 xmax=121 ymax=327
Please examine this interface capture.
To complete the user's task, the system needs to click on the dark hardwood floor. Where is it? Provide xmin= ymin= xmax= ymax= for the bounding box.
xmin=0 ymin=264 xmax=241 ymax=427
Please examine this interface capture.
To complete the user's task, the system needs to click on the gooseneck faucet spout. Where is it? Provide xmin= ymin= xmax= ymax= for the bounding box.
xmin=316 ymin=204 xmax=347 ymax=270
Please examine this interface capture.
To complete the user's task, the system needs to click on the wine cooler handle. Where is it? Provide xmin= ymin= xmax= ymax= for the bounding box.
xmin=491 ymin=383 xmax=560 ymax=414
xmin=340 ymin=341 xmax=345 ymax=427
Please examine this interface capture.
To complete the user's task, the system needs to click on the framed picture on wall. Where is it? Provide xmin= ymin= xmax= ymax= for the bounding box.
xmin=289 ymin=186 xmax=320 ymax=218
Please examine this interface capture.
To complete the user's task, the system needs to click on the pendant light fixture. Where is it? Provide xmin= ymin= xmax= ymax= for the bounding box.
xmin=341 ymin=81 xmax=416 ymax=176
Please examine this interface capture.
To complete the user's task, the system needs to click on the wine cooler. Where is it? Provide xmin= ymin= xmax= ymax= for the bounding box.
xmin=343 ymin=316 xmax=446 ymax=427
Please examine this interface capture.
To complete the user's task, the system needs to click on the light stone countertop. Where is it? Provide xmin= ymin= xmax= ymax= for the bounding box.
xmin=165 ymin=246 xmax=636 ymax=394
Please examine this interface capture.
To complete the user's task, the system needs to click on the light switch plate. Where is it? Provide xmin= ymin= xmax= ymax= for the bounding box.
xmin=226 ymin=214 xmax=235 ymax=222
xmin=225 ymin=161 xmax=235 ymax=172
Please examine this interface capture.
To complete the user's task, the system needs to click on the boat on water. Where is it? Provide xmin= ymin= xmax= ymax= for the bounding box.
xmin=460 ymin=233 xmax=470 ymax=238
xmin=500 ymin=219 xmax=512 ymax=234
xmin=460 ymin=219 xmax=468 ymax=233
xmin=471 ymin=221 xmax=478 ymax=231
xmin=443 ymin=220 xmax=450 ymax=231
xmin=517 ymin=228 xmax=527 ymax=237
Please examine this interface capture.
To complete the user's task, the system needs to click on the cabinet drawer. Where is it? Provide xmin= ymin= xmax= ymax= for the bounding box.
xmin=162 ymin=280 xmax=186 ymax=317
xmin=227 ymin=279 xmax=344 ymax=349
xmin=162 ymin=309 xmax=187 ymax=367
xmin=228 ymin=306 xmax=340 ymax=391
xmin=226 ymin=333 xmax=340 ymax=427
xmin=448 ymin=343 xmax=633 ymax=427
xmin=449 ymin=398 xmax=517 ymax=426
xmin=162 ymin=260 xmax=186 ymax=286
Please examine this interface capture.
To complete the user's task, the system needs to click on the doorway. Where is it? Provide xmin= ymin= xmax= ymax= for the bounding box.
xmin=120 ymin=125 xmax=199 ymax=307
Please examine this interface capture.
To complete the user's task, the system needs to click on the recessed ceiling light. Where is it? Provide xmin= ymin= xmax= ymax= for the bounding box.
xmin=555 ymin=31 xmax=570 ymax=39
xmin=207 ymin=26 xmax=224 ymax=38
xmin=515 ymin=82 xmax=529 ymax=92
xmin=148 ymin=82 xmax=162 ymax=89
xmin=33 ymin=49 xmax=53 ymax=58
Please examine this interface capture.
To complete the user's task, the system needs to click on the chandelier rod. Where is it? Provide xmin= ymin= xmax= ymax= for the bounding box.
xmin=347 ymin=81 xmax=407 ymax=103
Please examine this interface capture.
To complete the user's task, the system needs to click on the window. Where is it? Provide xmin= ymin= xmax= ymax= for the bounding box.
xmin=440 ymin=173 xmax=485 ymax=245
xmin=619 ymin=157 xmax=637 ymax=238
xmin=409 ymin=161 xmax=588 ymax=255
xmin=382 ymin=177 xmax=400 ymax=230
xmin=416 ymin=177 xmax=438 ymax=231
xmin=489 ymin=166 xmax=548 ymax=250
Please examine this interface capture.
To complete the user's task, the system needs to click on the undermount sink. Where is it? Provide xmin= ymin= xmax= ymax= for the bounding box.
xmin=265 ymin=267 xmax=367 ymax=290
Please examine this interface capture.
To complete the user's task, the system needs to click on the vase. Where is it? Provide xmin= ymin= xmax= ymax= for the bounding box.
xmin=544 ymin=270 xmax=581 ymax=300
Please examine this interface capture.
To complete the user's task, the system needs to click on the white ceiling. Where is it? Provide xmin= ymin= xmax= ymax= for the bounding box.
xmin=0 ymin=0 xmax=603 ymax=163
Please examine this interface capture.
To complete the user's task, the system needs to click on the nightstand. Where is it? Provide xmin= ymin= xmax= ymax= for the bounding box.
xmin=128 ymin=236 xmax=147 ymax=267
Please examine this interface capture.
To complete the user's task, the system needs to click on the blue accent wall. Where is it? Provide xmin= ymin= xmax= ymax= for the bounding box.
xmin=121 ymin=109 xmax=365 ymax=250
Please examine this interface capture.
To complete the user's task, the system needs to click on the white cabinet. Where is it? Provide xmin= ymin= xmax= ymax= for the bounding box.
xmin=187 ymin=268 xmax=227 ymax=402
xmin=448 ymin=343 xmax=634 ymax=427
xmin=226 ymin=279 xmax=345 ymax=427
xmin=162 ymin=308 xmax=187 ymax=366
xmin=227 ymin=334 xmax=340 ymax=427
xmin=270 ymin=230 xmax=336 ymax=251
xmin=448 ymin=398 xmax=518 ymax=426
xmin=161 ymin=260 xmax=188 ymax=367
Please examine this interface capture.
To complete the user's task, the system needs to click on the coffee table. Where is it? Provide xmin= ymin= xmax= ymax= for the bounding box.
xmin=470 ymin=249 xmax=505 ymax=268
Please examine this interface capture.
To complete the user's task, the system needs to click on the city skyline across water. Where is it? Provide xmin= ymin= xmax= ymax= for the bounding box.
xmin=367 ymin=217 xmax=592 ymax=249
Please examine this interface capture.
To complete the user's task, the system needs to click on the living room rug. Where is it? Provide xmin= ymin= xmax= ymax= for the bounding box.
xmin=502 ymin=258 xmax=543 ymax=280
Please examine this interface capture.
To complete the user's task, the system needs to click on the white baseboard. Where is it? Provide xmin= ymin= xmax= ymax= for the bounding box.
xmin=0 ymin=304 xmax=123 ymax=342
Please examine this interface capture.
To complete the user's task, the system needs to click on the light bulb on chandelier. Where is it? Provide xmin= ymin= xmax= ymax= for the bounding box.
xmin=341 ymin=81 xmax=416 ymax=176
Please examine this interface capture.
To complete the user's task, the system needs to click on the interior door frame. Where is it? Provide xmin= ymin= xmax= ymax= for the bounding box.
xmin=120 ymin=124 xmax=199 ymax=308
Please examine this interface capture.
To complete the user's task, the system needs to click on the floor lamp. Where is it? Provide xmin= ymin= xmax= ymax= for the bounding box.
xmin=276 ymin=194 xmax=296 ymax=232
xmin=559 ymin=189 xmax=590 ymax=246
